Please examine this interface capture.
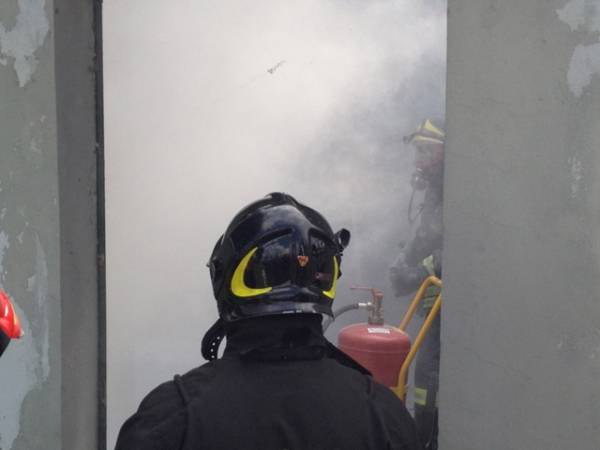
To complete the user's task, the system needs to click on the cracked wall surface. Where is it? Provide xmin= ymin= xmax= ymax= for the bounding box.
xmin=441 ymin=0 xmax=600 ymax=449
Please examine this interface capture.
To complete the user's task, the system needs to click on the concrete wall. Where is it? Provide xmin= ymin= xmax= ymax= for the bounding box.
xmin=441 ymin=0 xmax=600 ymax=448
xmin=0 ymin=1 xmax=103 ymax=449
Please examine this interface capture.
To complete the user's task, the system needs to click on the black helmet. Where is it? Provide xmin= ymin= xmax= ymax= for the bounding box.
xmin=208 ymin=192 xmax=350 ymax=322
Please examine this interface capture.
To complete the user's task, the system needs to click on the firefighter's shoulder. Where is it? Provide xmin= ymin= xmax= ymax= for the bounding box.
xmin=321 ymin=358 xmax=424 ymax=450
xmin=114 ymin=361 xmax=217 ymax=450
xmin=369 ymin=382 xmax=424 ymax=450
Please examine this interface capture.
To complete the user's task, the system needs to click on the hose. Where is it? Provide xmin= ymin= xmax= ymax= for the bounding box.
xmin=408 ymin=187 xmax=424 ymax=226
xmin=322 ymin=303 xmax=362 ymax=332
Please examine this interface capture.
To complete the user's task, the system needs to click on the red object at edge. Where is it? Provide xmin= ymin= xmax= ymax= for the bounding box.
xmin=0 ymin=290 xmax=22 ymax=339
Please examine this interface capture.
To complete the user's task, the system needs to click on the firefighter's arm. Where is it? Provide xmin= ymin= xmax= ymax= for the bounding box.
xmin=390 ymin=250 xmax=430 ymax=296
xmin=390 ymin=218 xmax=442 ymax=296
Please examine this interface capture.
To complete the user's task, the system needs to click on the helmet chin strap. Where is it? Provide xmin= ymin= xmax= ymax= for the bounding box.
xmin=201 ymin=319 xmax=225 ymax=361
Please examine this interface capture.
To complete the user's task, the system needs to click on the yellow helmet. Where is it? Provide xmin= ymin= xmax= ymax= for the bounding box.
xmin=403 ymin=118 xmax=445 ymax=146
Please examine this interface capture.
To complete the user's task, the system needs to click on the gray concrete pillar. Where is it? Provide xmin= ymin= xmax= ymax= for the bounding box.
xmin=0 ymin=0 xmax=104 ymax=449
xmin=441 ymin=1 xmax=600 ymax=449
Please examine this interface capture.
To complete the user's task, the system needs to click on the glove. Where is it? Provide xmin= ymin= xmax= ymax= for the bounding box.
xmin=422 ymin=254 xmax=437 ymax=277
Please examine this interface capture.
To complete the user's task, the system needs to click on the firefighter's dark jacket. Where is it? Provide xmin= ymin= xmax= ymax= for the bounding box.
xmin=390 ymin=175 xmax=443 ymax=297
xmin=115 ymin=315 xmax=423 ymax=450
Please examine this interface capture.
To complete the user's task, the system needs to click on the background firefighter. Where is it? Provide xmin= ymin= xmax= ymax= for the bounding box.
xmin=390 ymin=119 xmax=445 ymax=450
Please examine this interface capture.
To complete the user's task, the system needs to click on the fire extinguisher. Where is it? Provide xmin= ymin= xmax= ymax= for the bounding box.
xmin=326 ymin=286 xmax=412 ymax=388
xmin=326 ymin=277 xmax=442 ymax=401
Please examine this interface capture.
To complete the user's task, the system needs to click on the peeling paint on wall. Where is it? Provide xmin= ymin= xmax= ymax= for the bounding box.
xmin=0 ymin=0 xmax=50 ymax=88
xmin=566 ymin=43 xmax=600 ymax=97
xmin=0 ymin=231 xmax=9 ymax=279
xmin=558 ymin=0 xmax=600 ymax=97
xmin=32 ymin=233 xmax=50 ymax=380
xmin=0 ymin=232 xmax=50 ymax=450
xmin=558 ymin=0 xmax=593 ymax=31
xmin=569 ymin=155 xmax=585 ymax=198
xmin=0 ymin=303 xmax=39 ymax=450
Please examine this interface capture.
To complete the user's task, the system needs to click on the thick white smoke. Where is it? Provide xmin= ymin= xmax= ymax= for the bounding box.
xmin=105 ymin=0 xmax=445 ymax=447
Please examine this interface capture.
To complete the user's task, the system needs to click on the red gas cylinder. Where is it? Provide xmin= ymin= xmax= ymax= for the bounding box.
xmin=338 ymin=323 xmax=411 ymax=387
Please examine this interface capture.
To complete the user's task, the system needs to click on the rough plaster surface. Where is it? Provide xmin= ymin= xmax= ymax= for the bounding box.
xmin=0 ymin=0 xmax=100 ymax=448
xmin=0 ymin=224 xmax=52 ymax=450
xmin=557 ymin=0 xmax=600 ymax=97
xmin=0 ymin=174 xmax=55 ymax=450
xmin=442 ymin=0 xmax=600 ymax=448
xmin=0 ymin=0 xmax=49 ymax=87
xmin=0 ymin=232 xmax=9 ymax=276
xmin=0 ymin=236 xmax=49 ymax=450
xmin=568 ymin=154 xmax=585 ymax=198
xmin=0 ymin=0 xmax=60 ymax=447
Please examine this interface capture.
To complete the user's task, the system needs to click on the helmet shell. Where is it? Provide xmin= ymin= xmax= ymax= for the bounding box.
xmin=209 ymin=193 xmax=348 ymax=322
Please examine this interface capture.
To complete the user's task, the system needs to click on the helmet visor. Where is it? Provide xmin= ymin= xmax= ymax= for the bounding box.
xmin=231 ymin=232 xmax=339 ymax=299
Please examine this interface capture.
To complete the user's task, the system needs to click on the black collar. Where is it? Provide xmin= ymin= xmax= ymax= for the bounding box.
xmin=201 ymin=314 xmax=370 ymax=375
xmin=223 ymin=314 xmax=327 ymax=361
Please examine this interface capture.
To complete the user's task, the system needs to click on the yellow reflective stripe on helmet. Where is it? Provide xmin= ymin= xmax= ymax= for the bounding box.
xmin=322 ymin=257 xmax=339 ymax=299
xmin=414 ymin=387 xmax=428 ymax=406
xmin=423 ymin=119 xmax=445 ymax=138
xmin=412 ymin=135 xmax=445 ymax=145
xmin=230 ymin=247 xmax=273 ymax=298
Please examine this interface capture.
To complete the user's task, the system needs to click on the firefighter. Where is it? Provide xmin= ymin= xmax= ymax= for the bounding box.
xmin=0 ymin=290 xmax=23 ymax=358
xmin=390 ymin=119 xmax=445 ymax=450
xmin=116 ymin=192 xmax=423 ymax=450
